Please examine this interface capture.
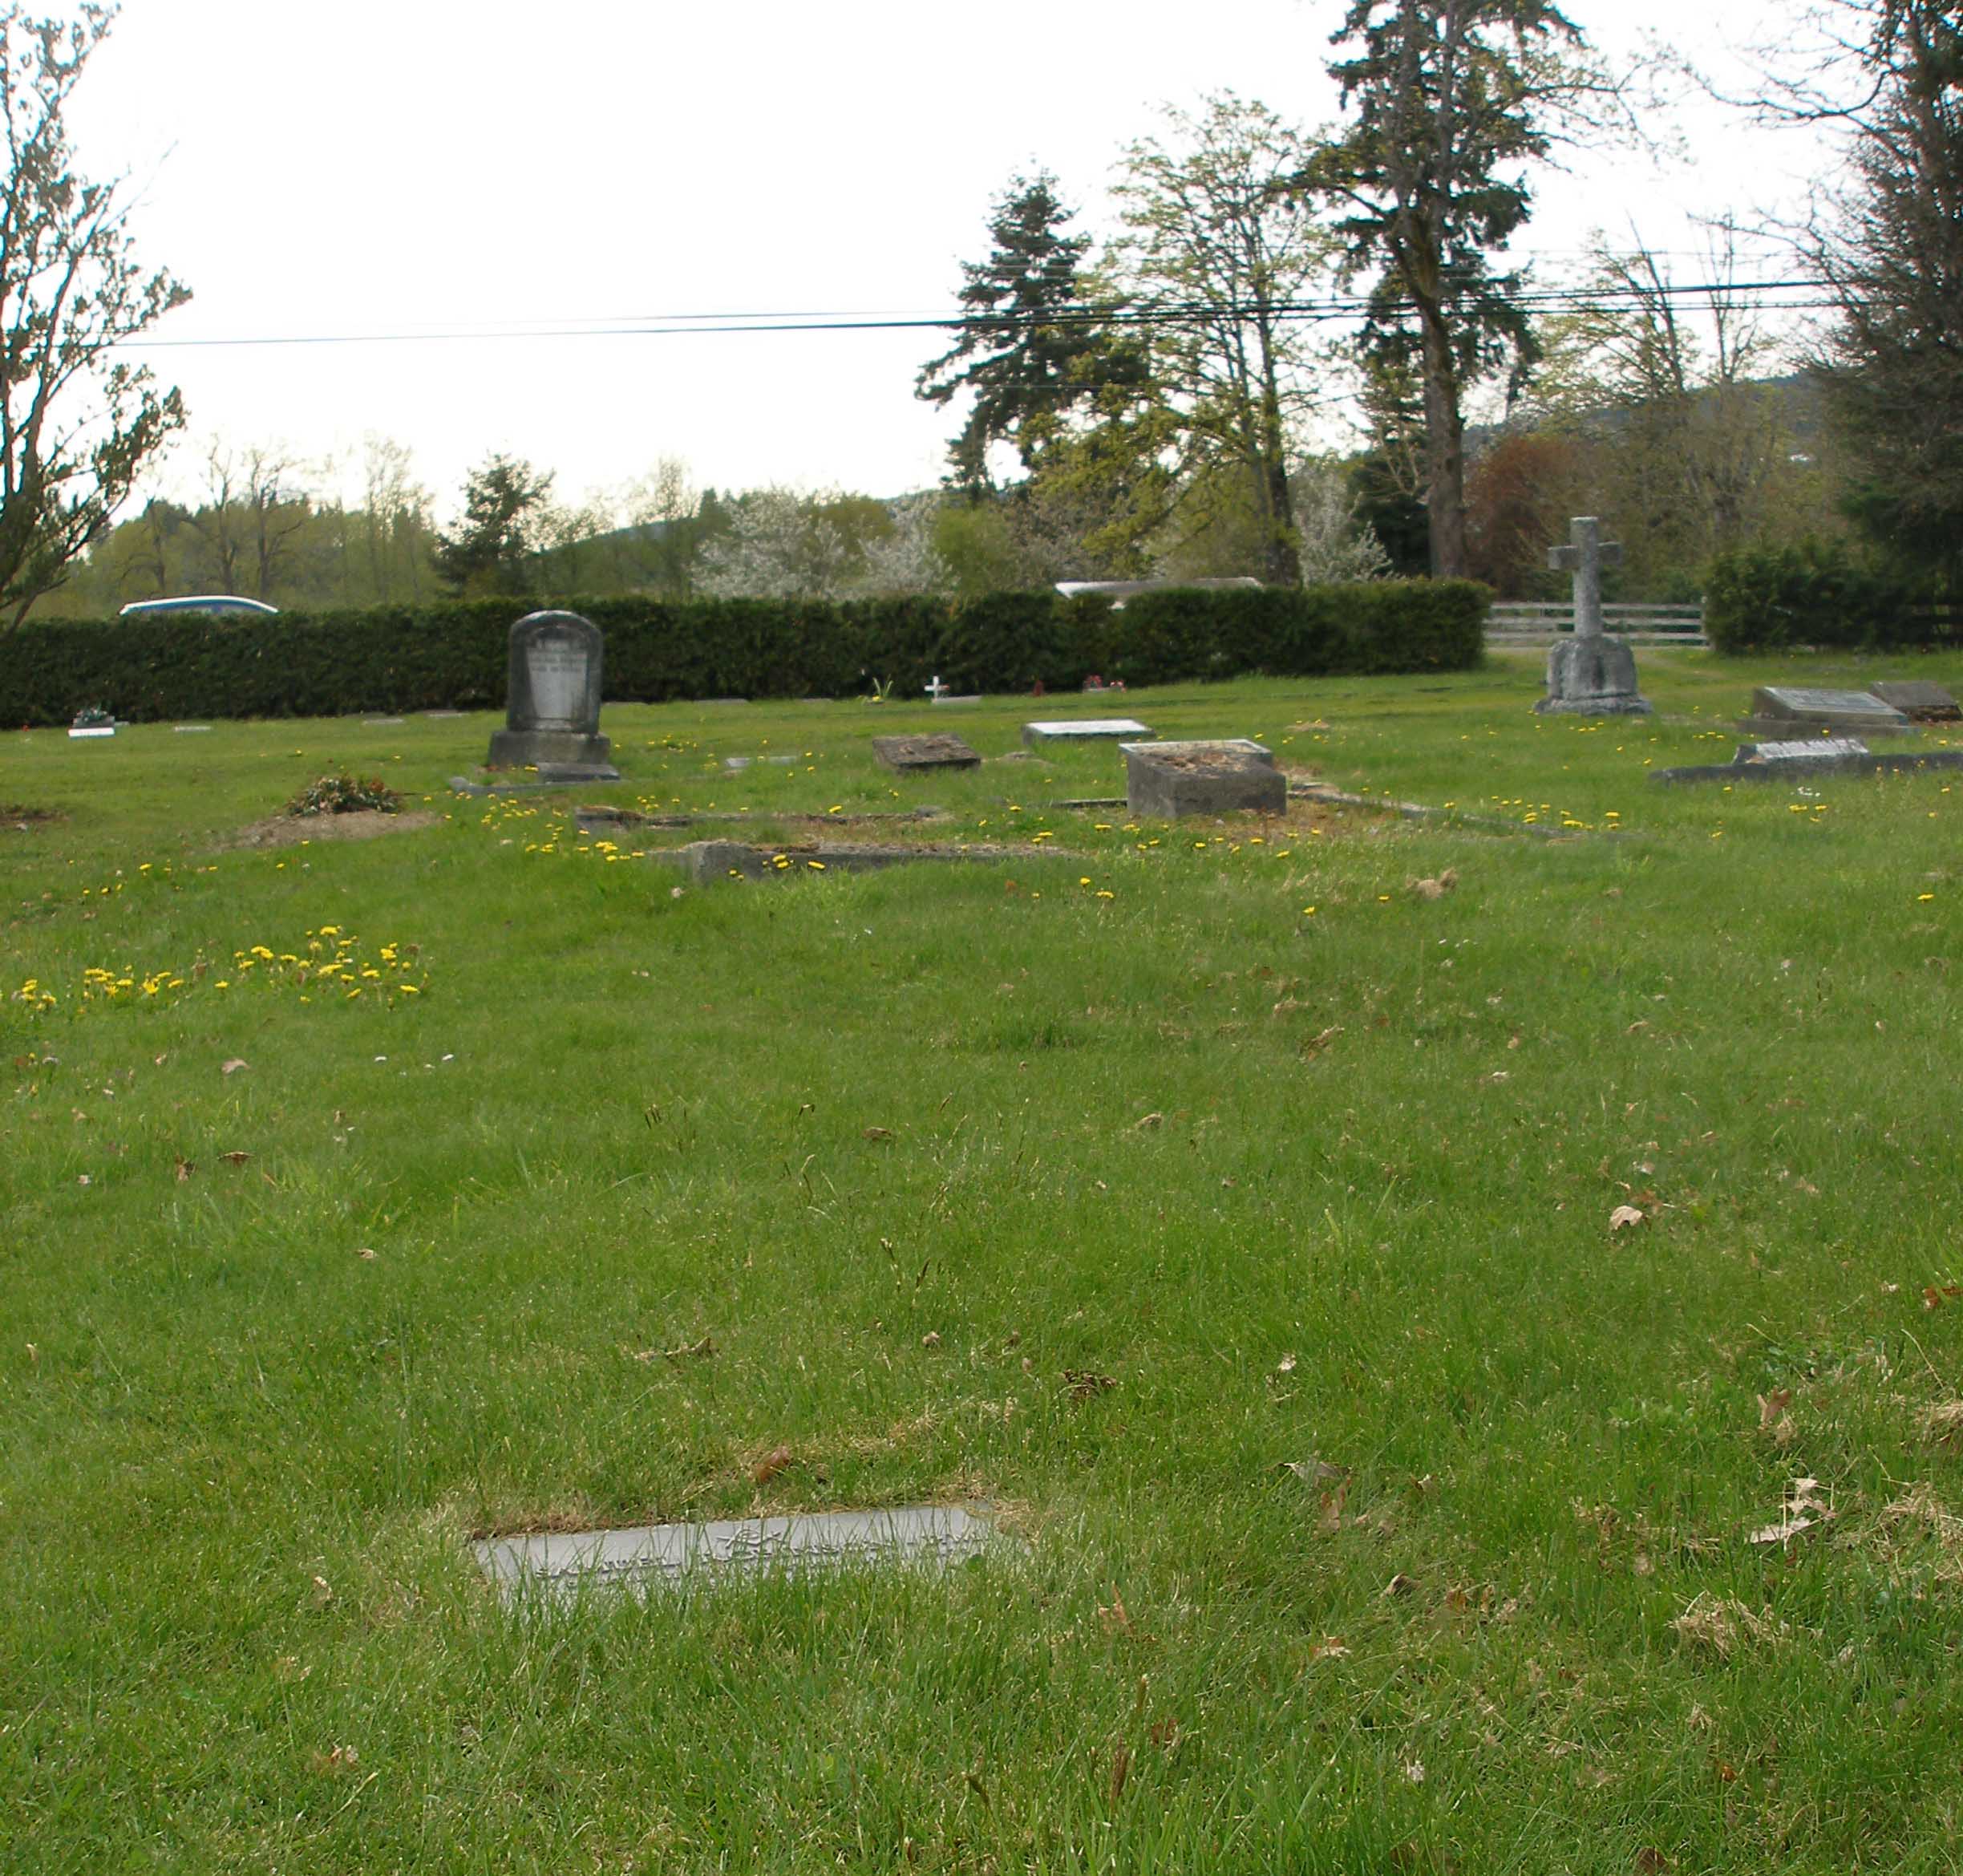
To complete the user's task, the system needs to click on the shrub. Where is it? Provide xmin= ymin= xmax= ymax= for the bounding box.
xmin=1705 ymin=540 xmax=1957 ymax=652
xmin=285 ymin=772 xmax=402 ymax=816
xmin=0 ymin=581 xmax=1488 ymax=727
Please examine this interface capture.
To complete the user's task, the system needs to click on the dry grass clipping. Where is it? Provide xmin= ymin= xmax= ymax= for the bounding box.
xmin=1670 ymin=1594 xmax=1784 ymax=1658
xmin=1919 ymin=1399 xmax=1963 ymax=1449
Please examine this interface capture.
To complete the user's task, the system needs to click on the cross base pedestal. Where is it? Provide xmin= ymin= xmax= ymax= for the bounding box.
xmin=1535 ymin=634 xmax=1652 ymax=717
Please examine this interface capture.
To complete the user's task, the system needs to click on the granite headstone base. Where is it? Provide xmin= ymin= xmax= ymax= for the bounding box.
xmin=1121 ymin=739 xmax=1285 ymax=818
xmin=1535 ymin=635 xmax=1652 ymax=715
xmin=486 ymin=727 xmax=617 ymax=776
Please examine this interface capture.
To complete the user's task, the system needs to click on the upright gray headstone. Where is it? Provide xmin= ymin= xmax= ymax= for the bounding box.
xmin=486 ymin=611 xmax=619 ymax=778
xmin=1535 ymin=517 xmax=1652 ymax=717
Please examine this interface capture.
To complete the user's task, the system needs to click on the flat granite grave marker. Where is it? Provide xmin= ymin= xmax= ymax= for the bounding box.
xmin=486 ymin=610 xmax=619 ymax=780
xmin=1746 ymin=686 xmax=1912 ymax=736
xmin=1121 ymin=739 xmax=1285 ymax=818
xmin=872 ymin=732 xmax=982 ymax=773
xmin=473 ymin=1505 xmax=997 ymax=1600
xmin=1869 ymin=680 xmax=1962 ymax=723
xmin=1023 ymin=717 xmax=1152 ymax=747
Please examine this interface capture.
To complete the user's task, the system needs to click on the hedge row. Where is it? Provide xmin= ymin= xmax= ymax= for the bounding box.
xmin=0 ymin=581 xmax=1487 ymax=726
xmin=1706 ymin=540 xmax=1961 ymax=653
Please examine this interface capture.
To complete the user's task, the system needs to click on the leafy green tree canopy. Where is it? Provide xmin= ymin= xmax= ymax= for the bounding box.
xmin=0 ymin=2 xmax=190 ymax=627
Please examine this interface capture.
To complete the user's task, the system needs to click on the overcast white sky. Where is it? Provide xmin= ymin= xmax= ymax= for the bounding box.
xmin=67 ymin=0 xmax=1836 ymax=521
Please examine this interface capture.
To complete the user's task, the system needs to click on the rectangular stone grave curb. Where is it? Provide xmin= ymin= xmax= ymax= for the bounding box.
xmin=666 ymin=839 xmax=1018 ymax=884
xmin=172 ymin=725 xmax=212 ymax=733
xmin=1023 ymin=718 xmax=1152 ymax=746
xmin=67 ymin=726 xmax=115 ymax=738
xmin=872 ymin=733 xmax=982 ymax=773
xmin=473 ymin=1504 xmax=998 ymax=1599
xmin=931 ymin=695 xmax=982 ymax=706
xmin=1870 ymin=680 xmax=1962 ymax=722
xmin=1653 ymin=748 xmax=1963 ymax=785
xmin=1121 ymin=739 xmax=1285 ymax=819
xmin=363 ymin=717 xmax=406 ymax=727
xmin=451 ymin=772 xmax=616 ymax=796
xmin=424 ymin=710 xmax=467 ymax=719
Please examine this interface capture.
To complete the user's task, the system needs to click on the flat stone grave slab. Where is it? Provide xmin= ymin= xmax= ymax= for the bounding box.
xmin=451 ymin=770 xmax=619 ymax=796
xmin=1870 ymin=680 xmax=1962 ymax=722
xmin=1122 ymin=739 xmax=1285 ymax=819
xmin=363 ymin=716 xmax=406 ymax=727
xmin=670 ymin=838 xmax=1022 ymax=884
xmin=1740 ymin=737 xmax=1872 ymax=764
xmin=424 ymin=709 xmax=467 ymax=719
xmin=722 ymin=754 xmax=798 ymax=772
xmin=1653 ymin=742 xmax=1963 ymax=784
xmin=1746 ymin=686 xmax=1913 ymax=735
xmin=536 ymin=761 xmax=621 ymax=784
xmin=474 ymin=1505 xmax=997 ymax=1600
xmin=67 ymin=726 xmax=115 ymax=739
xmin=872 ymin=732 xmax=981 ymax=773
xmin=1023 ymin=718 xmax=1151 ymax=747
xmin=931 ymin=694 xmax=981 ymax=706
xmin=172 ymin=724 xmax=211 ymax=734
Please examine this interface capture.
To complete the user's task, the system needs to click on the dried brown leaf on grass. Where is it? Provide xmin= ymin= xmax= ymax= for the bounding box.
xmin=219 ymin=1150 xmax=251 ymax=1166
xmin=1750 ymin=1475 xmax=1833 ymax=1547
xmin=1609 ymin=1205 xmax=1646 ymax=1232
xmin=1062 ymin=1370 xmax=1117 ymax=1400
xmin=1409 ymin=869 xmax=1458 ymax=901
xmin=751 ymin=1444 xmax=793 ymax=1485
xmin=1757 ymin=1388 xmax=1792 ymax=1431
xmin=662 ymin=1335 xmax=715 ymax=1362
xmin=221 ymin=1058 xmax=249 ymax=1076
xmin=1282 ymin=1457 xmax=1346 ymax=1485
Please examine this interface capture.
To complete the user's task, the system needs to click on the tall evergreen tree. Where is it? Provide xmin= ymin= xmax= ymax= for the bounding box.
xmin=916 ymin=172 xmax=1130 ymax=495
xmin=1305 ymin=0 xmax=1601 ymax=577
xmin=1803 ymin=1 xmax=1963 ymax=580
xmin=435 ymin=453 xmax=553 ymax=597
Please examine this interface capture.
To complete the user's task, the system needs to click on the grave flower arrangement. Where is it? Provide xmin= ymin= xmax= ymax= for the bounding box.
xmin=71 ymin=705 xmax=114 ymax=729
xmin=285 ymin=771 xmax=403 ymax=816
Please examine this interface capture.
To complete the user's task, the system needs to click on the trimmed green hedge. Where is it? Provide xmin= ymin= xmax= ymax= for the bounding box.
xmin=0 ymin=581 xmax=1487 ymax=726
xmin=1706 ymin=540 xmax=1960 ymax=653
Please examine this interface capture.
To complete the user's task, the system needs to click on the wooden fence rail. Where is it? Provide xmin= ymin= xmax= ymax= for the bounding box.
xmin=1487 ymin=601 xmax=1709 ymax=648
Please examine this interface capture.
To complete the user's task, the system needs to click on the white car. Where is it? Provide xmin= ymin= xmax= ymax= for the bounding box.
xmin=119 ymin=594 xmax=279 ymax=618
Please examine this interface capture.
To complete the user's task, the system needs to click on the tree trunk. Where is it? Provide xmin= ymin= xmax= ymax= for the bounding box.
xmin=1419 ymin=311 xmax=1467 ymax=578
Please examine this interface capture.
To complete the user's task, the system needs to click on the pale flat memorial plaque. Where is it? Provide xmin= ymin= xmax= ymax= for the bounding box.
xmin=1022 ymin=718 xmax=1152 ymax=746
xmin=474 ymin=1504 xmax=998 ymax=1599
xmin=1741 ymin=738 xmax=1872 ymax=763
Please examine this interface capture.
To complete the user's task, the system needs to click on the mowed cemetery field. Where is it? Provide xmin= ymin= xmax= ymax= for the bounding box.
xmin=6 ymin=648 xmax=1963 ymax=1874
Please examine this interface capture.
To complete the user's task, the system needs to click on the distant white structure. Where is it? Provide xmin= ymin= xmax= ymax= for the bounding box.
xmin=1054 ymin=577 xmax=1262 ymax=610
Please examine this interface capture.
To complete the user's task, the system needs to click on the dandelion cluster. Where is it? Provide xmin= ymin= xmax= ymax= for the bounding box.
xmin=9 ymin=926 xmax=427 ymax=1016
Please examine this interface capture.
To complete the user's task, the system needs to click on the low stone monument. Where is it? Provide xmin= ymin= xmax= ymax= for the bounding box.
xmin=1535 ymin=517 xmax=1651 ymax=716
xmin=1120 ymin=739 xmax=1285 ymax=818
xmin=872 ymin=732 xmax=981 ymax=773
xmin=486 ymin=611 xmax=619 ymax=780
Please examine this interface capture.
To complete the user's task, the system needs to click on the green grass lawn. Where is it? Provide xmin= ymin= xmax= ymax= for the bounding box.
xmin=5 ymin=648 xmax=1963 ymax=1872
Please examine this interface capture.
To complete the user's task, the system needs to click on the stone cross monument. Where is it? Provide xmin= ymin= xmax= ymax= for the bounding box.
xmin=1534 ymin=517 xmax=1651 ymax=716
